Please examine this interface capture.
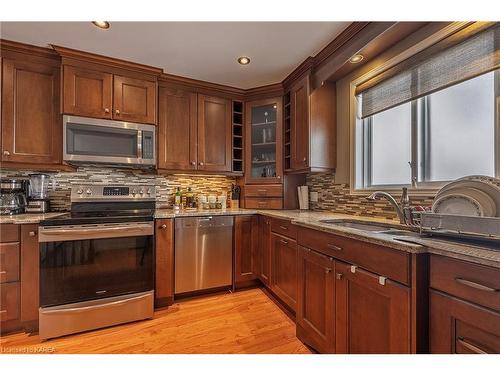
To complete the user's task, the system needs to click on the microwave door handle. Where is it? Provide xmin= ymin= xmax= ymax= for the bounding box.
xmin=137 ymin=130 xmax=143 ymax=159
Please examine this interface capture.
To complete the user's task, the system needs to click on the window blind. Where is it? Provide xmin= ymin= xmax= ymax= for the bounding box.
xmin=356 ymin=22 xmax=500 ymax=119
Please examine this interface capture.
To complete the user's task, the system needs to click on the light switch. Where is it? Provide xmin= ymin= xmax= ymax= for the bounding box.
xmin=310 ymin=192 xmax=319 ymax=202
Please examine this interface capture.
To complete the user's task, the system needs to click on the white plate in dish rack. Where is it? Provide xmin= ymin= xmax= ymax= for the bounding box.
xmin=432 ymin=193 xmax=483 ymax=216
xmin=436 ymin=175 xmax=500 ymax=217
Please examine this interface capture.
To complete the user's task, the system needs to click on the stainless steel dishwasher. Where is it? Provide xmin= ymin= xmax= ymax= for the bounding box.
xmin=174 ymin=216 xmax=233 ymax=294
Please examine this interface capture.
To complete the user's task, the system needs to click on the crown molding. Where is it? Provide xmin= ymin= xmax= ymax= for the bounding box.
xmin=244 ymin=82 xmax=284 ymax=101
xmin=159 ymin=73 xmax=245 ymax=99
xmin=0 ymin=39 xmax=59 ymax=60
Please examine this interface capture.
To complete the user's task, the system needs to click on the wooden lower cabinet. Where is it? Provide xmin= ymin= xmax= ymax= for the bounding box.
xmin=234 ymin=215 xmax=259 ymax=285
xmin=335 ymin=261 xmax=411 ymax=354
xmin=296 ymin=245 xmax=335 ymax=353
xmin=155 ymin=219 xmax=174 ymax=307
xmin=430 ymin=290 xmax=500 ymax=354
xmin=271 ymin=233 xmax=298 ymax=311
xmin=257 ymin=216 xmax=271 ymax=286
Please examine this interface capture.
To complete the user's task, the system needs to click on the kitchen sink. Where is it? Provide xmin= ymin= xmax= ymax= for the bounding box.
xmin=319 ymin=219 xmax=396 ymax=232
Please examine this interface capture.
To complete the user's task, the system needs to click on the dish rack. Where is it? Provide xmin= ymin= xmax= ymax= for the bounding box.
xmin=419 ymin=212 xmax=500 ymax=242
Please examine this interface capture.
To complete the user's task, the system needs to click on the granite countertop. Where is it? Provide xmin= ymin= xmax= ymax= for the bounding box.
xmin=2 ymin=209 xmax=498 ymax=268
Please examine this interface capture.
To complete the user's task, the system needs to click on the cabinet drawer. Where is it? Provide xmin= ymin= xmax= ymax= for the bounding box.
xmin=245 ymin=184 xmax=282 ymax=197
xmin=0 ymin=243 xmax=20 ymax=283
xmin=430 ymin=255 xmax=500 ymax=311
xmin=0 ymin=282 xmax=20 ymax=322
xmin=245 ymin=198 xmax=283 ymax=209
xmin=0 ymin=224 xmax=19 ymax=243
xmin=270 ymin=218 xmax=297 ymax=240
xmin=298 ymin=227 xmax=410 ymax=285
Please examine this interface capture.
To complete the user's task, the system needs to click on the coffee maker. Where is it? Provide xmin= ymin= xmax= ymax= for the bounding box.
xmin=26 ymin=173 xmax=51 ymax=213
xmin=0 ymin=178 xmax=28 ymax=215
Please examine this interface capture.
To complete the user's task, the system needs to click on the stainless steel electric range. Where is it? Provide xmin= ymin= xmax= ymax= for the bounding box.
xmin=38 ymin=184 xmax=156 ymax=340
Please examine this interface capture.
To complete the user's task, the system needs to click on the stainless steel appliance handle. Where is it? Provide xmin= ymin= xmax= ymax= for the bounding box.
xmin=41 ymin=293 xmax=150 ymax=314
xmin=41 ymin=224 xmax=151 ymax=236
xmin=137 ymin=130 xmax=143 ymax=158
xmin=39 ymin=222 xmax=154 ymax=242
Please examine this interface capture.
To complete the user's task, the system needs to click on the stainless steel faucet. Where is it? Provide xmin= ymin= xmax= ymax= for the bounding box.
xmin=367 ymin=188 xmax=410 ymax=224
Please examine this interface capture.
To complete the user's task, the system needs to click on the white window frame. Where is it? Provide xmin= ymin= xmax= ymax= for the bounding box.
xmin=352 ymin=70 xmax=500 ymax=195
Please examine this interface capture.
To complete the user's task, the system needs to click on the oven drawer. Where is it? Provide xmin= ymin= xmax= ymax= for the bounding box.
xmin=430 ymin=255 xmax=500 ymax=311
xmin=0 ymin=282 xmax=20 ymax=322
xmin=0 ymin=243 xmax=20 ymax=283
xmin=39 ymin=290 xmax=154 ymax=340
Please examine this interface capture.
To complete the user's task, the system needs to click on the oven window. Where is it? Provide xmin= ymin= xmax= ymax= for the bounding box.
xmin=40 ymin=235 xmax=153 ymax=307
xmin=66 ymin=123 xmax=138 ymax=158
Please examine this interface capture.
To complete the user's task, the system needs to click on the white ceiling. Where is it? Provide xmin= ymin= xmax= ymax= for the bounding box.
xmin=0 ymin=22 xmax=349 ymax=89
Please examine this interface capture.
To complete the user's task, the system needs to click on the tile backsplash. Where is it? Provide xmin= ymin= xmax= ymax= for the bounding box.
xmin=306 ymin=173 xmax=435 ymax=221
xmin=1 ymin=167 xmax=236 ymax=211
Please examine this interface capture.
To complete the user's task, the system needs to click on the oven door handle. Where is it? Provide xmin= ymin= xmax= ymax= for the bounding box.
xmin=39 ymin=223 xmax=154 ymax=242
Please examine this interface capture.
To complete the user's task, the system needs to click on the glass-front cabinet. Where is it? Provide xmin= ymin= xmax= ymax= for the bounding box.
xmin=244 ymin=97 xmax=283 ymax=184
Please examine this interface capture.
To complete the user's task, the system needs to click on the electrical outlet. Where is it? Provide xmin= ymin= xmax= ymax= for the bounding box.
xmin=310 ymin=192 xmax=319 ymax=202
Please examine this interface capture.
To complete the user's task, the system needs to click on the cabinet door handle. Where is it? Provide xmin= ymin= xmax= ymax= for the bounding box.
xmin=0 ymin=310 xmax=7 ymax=314
xmin=457 ymin=337 xmax=488 ymax=354
xmin=325 ymin=268 xmax=332 ymax=274
xmin=191 ymin=161 xmax=196 ymax=166
xmin=336 ymin=273 xmax=343 ymax=280
xmin=115 ymin=109 xmax=120 ymax=115
xmin=280 ymin=239 xmax=288 ymax=245
xmin=160 ymin=224 xmax=167 ymax=229
xmin=455 ymin=277 xmax=498 ymax=292
xmin=199 ymin=162 xmax=204 ymax=166
xmin=29 ymin=231 xmax=36 ymax=237
xmin=327 ymin=243 xmax=342 ymax=251
xmin=277 ymin=175 xmax=281 ymax=179
xmin=0 ymin=271 xmax=6 ymax=275
xmin=3 ymin=150 xmax=10 ymax=156
xmin=104 ymin=108 xmax=110 ymax=113
xmin=279 ymin=225 xmax=288 ymax=230
xmin=257 ymin=189 xmax=267 ymax=193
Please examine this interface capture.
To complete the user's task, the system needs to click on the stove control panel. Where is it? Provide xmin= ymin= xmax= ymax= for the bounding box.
xmin=71 ymin=185 xmax=156 ymax=202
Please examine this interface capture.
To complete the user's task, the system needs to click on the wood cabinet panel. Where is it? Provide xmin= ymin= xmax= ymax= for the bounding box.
xmin=2 ymin=58 xmax=61 ymax=164
xmin=155 ymin=219 xmax=174 ymax=307
xmin=0 ymin=243 xmax=20 ymax=283
xmin=430 ymin=255 xmax=500 ymax=311
xmin=0 ymin=282 xmax=20 ymax=322
xmin=0 ymin=224 xmax=19 ymax=243
xmin=197 ymin=95 xmax=232 ymax=172
xmin=20 ymin=225 xmax=39 ymax=324
xmin=258 ymin=216 xmax=272 ymax=286
xmin=63 ymin=65 xmax=113 ymax=118
xmin=113 ymin=75 xmax=156 ymax=124
xmin=335 ymin=260 xmax=411 ymax=353
xmin=430 ymin=290 xmax=500 ymax=354
xmin=234 ymin=215 xmax=259 ymax=284
xmin=158 ymin=87 xmax=197 ymax=170
xmin=296 ymin=246 xmax=335 ymax=353
xmin=298 ymin=227 xmax=410 ymax=285
xmin=271 ymin=233 xmax=298 ymax=311
xmin=290 ymin=75 xmax=310 ymax=170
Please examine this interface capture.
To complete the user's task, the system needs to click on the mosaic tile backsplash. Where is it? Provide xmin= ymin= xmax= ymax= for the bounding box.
xmin=1 ymin=167 xmax=236 ymax=211
xmin=306 ymin=173 xmax=435 ymax=221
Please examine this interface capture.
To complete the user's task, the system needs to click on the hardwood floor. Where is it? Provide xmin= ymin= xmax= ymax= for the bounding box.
xmin=0 ymin=288 xmax=312 ymax=354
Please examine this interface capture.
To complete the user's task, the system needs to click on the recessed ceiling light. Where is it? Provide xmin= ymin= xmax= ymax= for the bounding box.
xmin=92 ymin=21 xmax=110 ymax=30
xmin=349 ymin=54 xmax=364 ymax=64
xmin=237 ymin=56 xmax=250 ymax=65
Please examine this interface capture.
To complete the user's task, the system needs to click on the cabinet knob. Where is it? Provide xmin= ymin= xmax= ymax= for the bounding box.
xmin=160 ymin=224 xmax=167 ymax=229
xmin=29 ymin=231 xmax=37 ymax=237
xmin=336 ymin=273 xmax=343 ymax=280
xmin=277 ymin=175 xmax=281 ymax=179
xmin=115 ymin=109 xmax=120 ymax=115
xmin=325 ymin=268 xmax=332 ymax=274
xmin=199 ymin=162 xmax=204 ymax=166
xmin=104 ymin=108 xmax=110 ymax=113
xmin=191 ymin=161 xmax=196 ymax=166
xmin=3 ymin=150 xmax=10 ymax=156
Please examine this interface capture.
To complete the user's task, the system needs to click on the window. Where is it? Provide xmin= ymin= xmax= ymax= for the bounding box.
xmin=355 ymin=70 xmax=499 ymax=190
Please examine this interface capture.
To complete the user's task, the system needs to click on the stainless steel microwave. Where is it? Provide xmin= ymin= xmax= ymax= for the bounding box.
xmin=63 ymin=115 xmax=156 ymax=167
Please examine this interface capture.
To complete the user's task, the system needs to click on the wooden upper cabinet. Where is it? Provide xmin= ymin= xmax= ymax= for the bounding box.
xmin=290 ymin=75 xmax=310 ymax=170
xmin=113 ymin=75 xmax=156 ymax=124
xmin=335 ymin=260 xmax=410 ymax=354
xmin=63 ymin=65 xmax=113 ymax=119
xmin=197 ymin=94 xmax=232 ymax=172
xmin=158 ymin=87 xmax=197 ymax=170
xmin=1 ymin=57 xmax=61 ymax=165
xmin=287 ymin=75 xmax=336 ymax=174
